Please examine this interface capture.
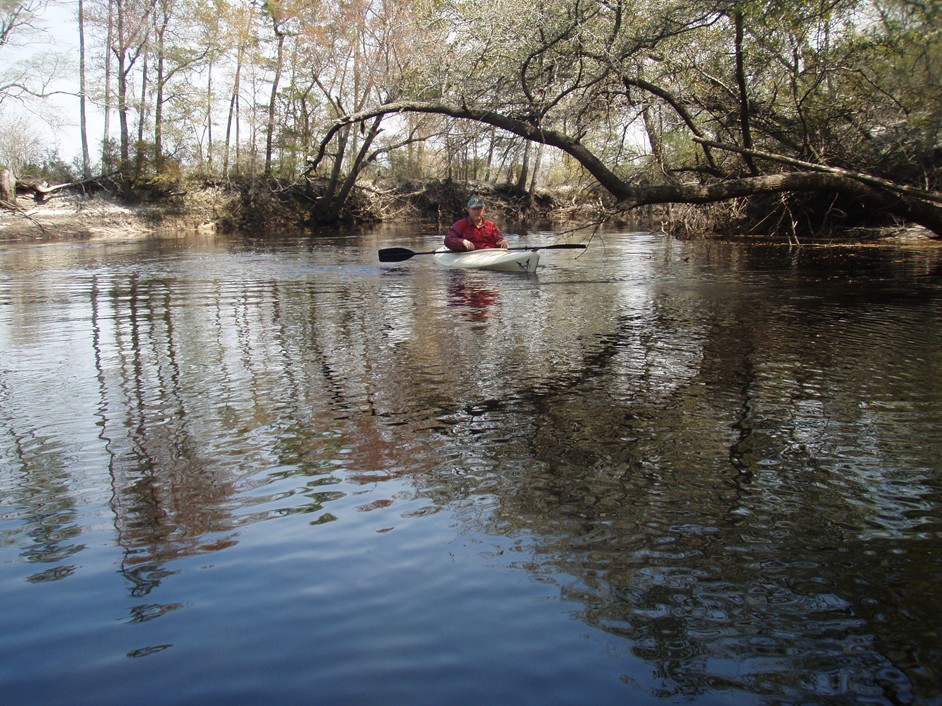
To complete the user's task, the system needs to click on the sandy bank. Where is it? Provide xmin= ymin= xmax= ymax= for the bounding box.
xmin=0 ymin=191 xmax=225 ymax=241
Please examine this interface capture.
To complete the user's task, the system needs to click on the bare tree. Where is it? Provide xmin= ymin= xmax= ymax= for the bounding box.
xmin=110 ymin=0 xmax=153 ymax=181
xmin=1 ymin=0 xmax=65 ymax=109
xmin=0 ymin=0 xmax=45 ymax=48
xmin=260 ymin=0 xmax=296 ymax=176
xmin=78 ymin=0 xmax=92 ymax=177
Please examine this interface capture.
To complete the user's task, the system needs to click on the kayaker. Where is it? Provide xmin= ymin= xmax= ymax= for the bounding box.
xmin=444 ymin=197 xmax=509 ymax=251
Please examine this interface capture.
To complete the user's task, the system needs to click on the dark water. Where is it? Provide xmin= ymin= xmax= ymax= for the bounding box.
xmin=1 ymin=229 xmax=941 ymax=705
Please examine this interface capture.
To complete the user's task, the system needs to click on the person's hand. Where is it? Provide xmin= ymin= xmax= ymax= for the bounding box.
xmin=498 ymin=240 xmax=509 ymax=249
xmin=463 ymin=239 xmax=475 ymax=251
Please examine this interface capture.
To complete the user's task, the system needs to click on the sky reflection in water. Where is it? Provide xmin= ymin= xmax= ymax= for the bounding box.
xmin=1 ymin=231 xmax=941 ymax=704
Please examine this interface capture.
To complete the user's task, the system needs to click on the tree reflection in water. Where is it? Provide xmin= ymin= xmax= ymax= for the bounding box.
xmin=422 ymin=245 xmax=941 ymax=703
xmin=0 ymin=235 xmax=939 ymax=703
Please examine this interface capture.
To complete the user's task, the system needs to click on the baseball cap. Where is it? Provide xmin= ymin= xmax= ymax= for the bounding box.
xmin=467 ymin=197 xmax=485 ymax=208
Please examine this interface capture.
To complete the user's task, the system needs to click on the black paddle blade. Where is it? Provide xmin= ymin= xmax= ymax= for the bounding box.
xmin=378 ymin=247 xmax=418 ymax=262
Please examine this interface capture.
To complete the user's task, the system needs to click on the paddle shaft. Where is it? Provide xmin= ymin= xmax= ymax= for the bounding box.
xmin=378 ymin=243 xmax=586 ymax=263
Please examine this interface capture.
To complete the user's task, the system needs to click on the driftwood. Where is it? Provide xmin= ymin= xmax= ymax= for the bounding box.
xmin=1 ymin=169 xmax=124 ymax=237
xmin=0 ymin=169 xmax=120 ymax=208
xmin=23 ymin=176 xmax=96 ymax=202
xmin=0 ymin=169 xmax=49 ymax=235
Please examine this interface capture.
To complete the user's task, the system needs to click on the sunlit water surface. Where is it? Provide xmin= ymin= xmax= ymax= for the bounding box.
xmin=2 ymin=229 xmax=941 ymax=704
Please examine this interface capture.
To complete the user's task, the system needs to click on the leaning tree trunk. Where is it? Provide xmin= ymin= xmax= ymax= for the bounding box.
xmin=309 ymin=100 xmax=942 ymax=238
xmin=733 ymin=9 xmax=758 ymax=176
xmin=264 ymin=24 xmax=286 ymax=177
xmin=319 ymin=115 xmax=383 ymax=222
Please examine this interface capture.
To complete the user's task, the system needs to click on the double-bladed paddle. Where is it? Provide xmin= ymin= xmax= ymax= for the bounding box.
xmin=378 ymin=244 xmax=587 ymax=263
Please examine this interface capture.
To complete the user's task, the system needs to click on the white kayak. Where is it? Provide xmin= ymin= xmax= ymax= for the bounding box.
xmin=432 ymin=247 xmax=540 ymax=273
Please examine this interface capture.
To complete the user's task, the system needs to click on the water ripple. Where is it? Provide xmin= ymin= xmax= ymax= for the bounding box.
xmin=2 ymin=234 xmax=942 ymax=704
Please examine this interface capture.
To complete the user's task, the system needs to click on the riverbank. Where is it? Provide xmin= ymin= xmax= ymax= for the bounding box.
xmin=0 ymin=189 xmax=233 ymax=240
xmin=1 ymin=180 xmax=937 ymax=243
xmin=0 ymin=182 xmax=601 ymax=241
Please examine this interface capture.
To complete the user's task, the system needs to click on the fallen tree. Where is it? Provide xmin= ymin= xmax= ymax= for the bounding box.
xmin=0 ymin=168 xmax=52 ymax=235
xmin=2 ymin=170 xmax=120 ymax=205
xmin=1 ymin=168 xmax=125 ymax=215
xmin=308 ymin=101 xmax=942 ymax=238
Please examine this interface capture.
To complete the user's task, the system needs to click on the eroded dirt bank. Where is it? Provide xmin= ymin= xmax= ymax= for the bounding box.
xmin=1 ymin=181 xmax=937 ymax=244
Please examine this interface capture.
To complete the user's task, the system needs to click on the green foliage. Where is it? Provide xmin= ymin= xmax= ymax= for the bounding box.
xmin=17 ymin=0 xmax=940 ymax=231
xmin=15 ymin=152 xmax=77 ymax=184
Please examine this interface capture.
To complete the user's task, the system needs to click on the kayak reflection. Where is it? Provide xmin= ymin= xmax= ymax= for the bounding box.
xmin=447 ymin=272 xmax=500 ymax=323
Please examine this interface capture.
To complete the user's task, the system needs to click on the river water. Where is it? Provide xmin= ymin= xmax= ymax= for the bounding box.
xmin=1 ymin=228 xmax=941 ymax=705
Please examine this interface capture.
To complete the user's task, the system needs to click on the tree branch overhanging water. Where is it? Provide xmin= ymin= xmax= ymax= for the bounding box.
xmin=308 ymin=101 xmax=942 ymax=238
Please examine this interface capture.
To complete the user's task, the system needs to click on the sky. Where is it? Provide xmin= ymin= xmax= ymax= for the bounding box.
xmin=1 ymin=0 xmax=105 ymax=168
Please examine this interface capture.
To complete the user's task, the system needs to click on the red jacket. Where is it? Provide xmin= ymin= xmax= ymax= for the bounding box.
xmin=444 ymin=217 xmax=505 ymax=251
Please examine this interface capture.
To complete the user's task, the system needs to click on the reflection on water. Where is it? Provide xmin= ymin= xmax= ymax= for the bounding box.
xmin=1 ymin=232 xmax=941 ymax=704
xmin=447 ymin=271 xmax=501 ymax=324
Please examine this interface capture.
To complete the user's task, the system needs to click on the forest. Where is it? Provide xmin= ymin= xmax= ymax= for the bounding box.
xmin=1 ymin=0 xmax=941 ymax=236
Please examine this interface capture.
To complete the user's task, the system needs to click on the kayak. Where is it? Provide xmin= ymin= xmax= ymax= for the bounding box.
xmin=432 ymin=247 xmax=540 ymax=273
xmin=378 ymin=244 xmax=584 ymax=269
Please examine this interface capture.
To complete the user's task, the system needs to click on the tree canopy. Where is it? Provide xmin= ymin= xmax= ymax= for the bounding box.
xmin=2 ymin=0 xmax=941 ymax=234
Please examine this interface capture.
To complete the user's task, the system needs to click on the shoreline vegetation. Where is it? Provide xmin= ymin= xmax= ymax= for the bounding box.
xmin=4 ymin=0 xmax=941 ymax=248
xmin=1 ymin=178 xmax=937 ymax=245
